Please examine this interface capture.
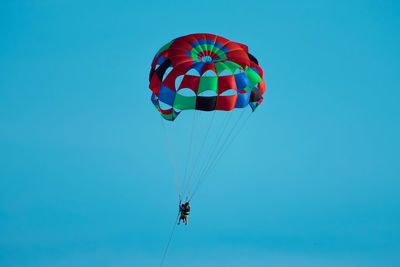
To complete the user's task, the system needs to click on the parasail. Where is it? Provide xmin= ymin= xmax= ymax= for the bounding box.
xmin=149 ymin=33 xmax=266 ymax=202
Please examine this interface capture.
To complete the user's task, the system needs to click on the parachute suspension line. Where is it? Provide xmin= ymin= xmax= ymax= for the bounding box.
xmin=185 ymin=111 xmax=216 ymax=200
xmin=213 ymin=111 xmax=253 ymax=167
xmin=188 ymin=111 xmax=227 ymax=197
xmin=201 ymin=111 xmax=233 ymax=180
xmin=205 ymin=109 xmax=248 ymax=175
xmin=161 ymin=117 xmax=182 ymax=201
xmin=201 ymin=111 xmax=236 ymax=175
xmin=170 ymin=118 xmax=183 ymax=201
xmin=185 ymin=111 xmax=202 ymax=201
xmin=159 ymin=210 xmax=180 ymax=267
xmin=185 ymin=110 xmax=201 ymax=200
xmin=189 ymin=111 xmax=240 ymax=199
xmin=190 ymin=109 xmax=252 ymax=201
xmin=182 ymin=110 xmax=197 ymax=200
xmin=187 ymin=111 xmax=233 ymax=199
xmin=202 ymin=110 xmax=250 ymax=180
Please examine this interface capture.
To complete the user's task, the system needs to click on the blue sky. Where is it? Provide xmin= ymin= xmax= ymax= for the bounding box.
xmin=1 ymin=0 xmax=399 ymax=266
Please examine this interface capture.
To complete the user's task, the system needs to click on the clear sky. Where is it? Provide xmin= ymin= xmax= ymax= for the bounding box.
xmin=1 ymin=0 xmax=399 ymax=266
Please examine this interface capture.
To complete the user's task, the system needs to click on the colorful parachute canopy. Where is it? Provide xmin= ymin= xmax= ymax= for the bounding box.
xmin=149 ymin=33 xmax=266 ymax=121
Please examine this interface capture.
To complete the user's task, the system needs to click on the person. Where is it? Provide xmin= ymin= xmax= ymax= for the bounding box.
xmin=178 ymin=201 xmax=190 ymax=225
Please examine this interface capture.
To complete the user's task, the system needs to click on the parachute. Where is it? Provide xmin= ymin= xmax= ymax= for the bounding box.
xmin=149 ymin=33 xmax=266 ymax=202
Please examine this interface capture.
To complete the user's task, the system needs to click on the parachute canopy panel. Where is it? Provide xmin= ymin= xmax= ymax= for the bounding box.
xmin=149 ymin=33 xmax=266 ymax=121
